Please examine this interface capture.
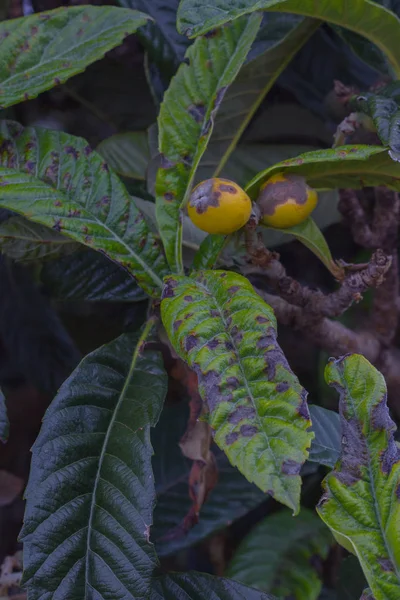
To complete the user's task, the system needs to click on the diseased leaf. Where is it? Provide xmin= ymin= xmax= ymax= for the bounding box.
xmin=0 ymin=121 xmax=169 ymax=297
xmin=0 ymin=6 xmax=150 ymax=108
xmin=309 ymin=405 xmax=341 ymax=468
xmin=317 ymin=354 xmax=400 ymax=600
xmin=177 ymin=0 xmax=400 ymax=78
xmin=227 ymin=509 xmax=332 ymax=599
xmin=245 ymin=145 xmax=400 ymax=199
xmin=22 ymin=322 xmax=168 ymax=600
xmin=156 ymin=14 xmax=262 ymax=273
xmin=197 ymin=16 xmax=320 ymax=180
xmin=96 ymin=132 xmax=150 ymax=180
xmin=263 ymin=217 xmax=344 ymax=278
xmin=41 ymin=249 xmax=148 ymax=302
xmin=0 ymin=216 xmax=78 ymax=262
xmin=152 ymin=403 xmax=265 ymax=556
xmin=151 ymin=572 xmax=276 ymax=600
xmin=0 ymin=387 xmax=9 ymax=443
xmin=161 ymin=270 xmax=313 ymax=513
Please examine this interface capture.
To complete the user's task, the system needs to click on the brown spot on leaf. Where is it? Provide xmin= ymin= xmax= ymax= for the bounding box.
xmin=201 ymin=369 xmax=220 ymax=413
xmin=160 ymin=154 xmax=175 ymax=169
xmin=162 ymin=278 xmax=178 ymax=299
xmin=204 ymin=28 xmax=219 ymax=38
xmin=173 ymin=320 xmax=183 ymax=332
xmin=228 ymin=285 xmax=240 ymax=294
xmin=84 ymin=145 xmax=92 ymax=156
xmin=228 ymin=406 xmax=255 ymax=424
xmin=184 ymin=295 xmax=193 ymax=302
xmin=25 ymin=160 xmax=35 ymax=175
xmin=377 ymin=558 xmax=394 ymax=572
xmin=226 ymin=377 xmax=240 ymax=390
xmin=53 ymin=219 xmax=63 ymax=232
xmin=282 ymin=459 xmax=302 ymax=475
xmin=276 ymin=382 xmax=290 ymax=393
xmin=54 ymin=200 xmax=62 ymax=207
xmin=371 ymin=395 xmax=393 ymax=430
xmin=210 ymin=309 xmax=219 ymax=318
xmin=54 ymin=77 xmax=61 ymax=85
xmin=240 ymin=424 xmax=257 ymax=437
xmin=256 ymin=315 xmax=268 ymax=323
xmin=164 ymin=192 xmax=174 ymax=202
xmin=185 ymin=335 xmax=198 ymax=351
xmin=101 ymin=162 xmax=109 ymax=172
xmin=65 ymin=146 xmax=79 ymax=160
xmin=380 ymin=439 xmax=400 ymax=474
xmin=68 ymin=208 xmax=81 ymax=218
xmin=207 ymin=339 xmax=220 ymax=350
xmin=297 ymin=390 xmax=310 ymax=420
xmin=225 ymin=432 xmax=239 ymax=445
xmin=188 ymin=103 xmax=206 ymax=123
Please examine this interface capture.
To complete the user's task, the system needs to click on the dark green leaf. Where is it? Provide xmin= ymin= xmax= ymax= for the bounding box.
xmin=151 ymin=572 xmax=276 ymax=600
xmin=317 ymin=354 xmax=400 ymax=600
xmin=0 ymin=121 xmax=169 ymax=297
xmin=156 ymin=14 xmax=262 ymax=273
xmin=177 ymin=0 xmax=400 ymax=79
xmin=0 ymin=6 xmax=150 ymax=108
xmin=117 ymin=0 xmax=190 ymax=86
xmin=0 ymin=216 xmax=78 ymax=262
xmin=263 ymin=217 xmax=344 ymax=279
xmin=22 ymin=322 xmax=168 ymax=599
xmin=161 ymin=270 xmax=313 ymax=513
xmin=337 ymin=556 xmax=368 ymax=600
xmin=41 ymin=249 xmax=148 ymax=302
xmin=245 ymin=145 xmax=400 ymax=199
xmin=197 ymin=16 xmax=320 ymax=180
xmin=192 ymin=234 xmax=227 ymax=270
xmin=351 ymin=91 xmax=400 ymax=161
xmin=152 ymin=403 xmax=265 ymax=556
xmin=309 ymin=405 xmax=341 ymax=468
xmin=227 ymin=509 xmax=332 ymax=599
xmin=96 ymin=132 xmax=150 ymax=180
xmin=0 ymin=387 xmax=9 ymax=443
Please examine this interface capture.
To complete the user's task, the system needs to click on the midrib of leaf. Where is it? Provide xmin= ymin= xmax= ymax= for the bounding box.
xmin=3 ymin=9 xmax=148 ymax=86
xmin=196 ymin=279 xmax=292 ymax=500
xmin=344 ymin=383 xmax=400 ymax=584
xmin=0 ymin=170 xmax=164 ymax=290
xmin=84 ymin=318 xmax=157 ymax=597
xmin=174 ymin=13 xmax=262 ymax=273
xmin=213 ymin=17 xmax=320 ymax=177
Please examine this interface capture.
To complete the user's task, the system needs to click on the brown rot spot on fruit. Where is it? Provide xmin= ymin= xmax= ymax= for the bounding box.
xmin=258 ymin=174 xmax=308 ymax=216
xmin=225 ymin=432 xmax=239 ymax=445
xmin=281 ymin=459 xmax=302 ymax=475
xmin=188 ymin=103 xmax=206 ymax=123
xmin=219 ymin=183 xmax=237 ymax=194
xmin=189 ymin=179 xmax=221 ymax=214
xmin=185 ymin=335 xmax=198 ymax=351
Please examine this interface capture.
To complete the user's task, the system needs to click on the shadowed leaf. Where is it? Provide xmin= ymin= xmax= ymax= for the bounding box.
xmin=177 ymin=0 xmax=400 ymax=78
xmin=227 ymin=509 xmax=332 ymax=599
xmin=0 ymin=388 xmax=8 ymax=443
xmin=41 ymin=249 xmax=147 ymax=302
xmin=151 ymin=572 xmax=276 ymax=599
xmin=309 ymin=405 xmax=341 ymax=468
xmin=0 ymin=216 xmax=78 ymax=262
xmin=0 ymin=6 xmax=150 ymax=108
xmin=155 ymin=14 xmax=262 ymax=273
xmin=22 ymin=323 xmax=167 ymax=600
xmin=96 ymin=132 xmax=150 ymax=180
xmin=317 ymin=354 xmax=400 ymax=600
xmin=0 ymin=121 xmax=169 ymax=297
xmin=161 ymin=270 xmax=313 ymax=513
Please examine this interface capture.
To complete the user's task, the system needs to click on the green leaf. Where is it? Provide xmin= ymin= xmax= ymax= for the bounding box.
xmin=41 ymin=249 xmax=148 ymax=302
xmin=227 ymin=509 xmax=332 ymax=599
xmin=197 ymin=16 xmax=320 ymax=179
xmin=161 ymin=270 xmax=313 ymax=513
xmin=0 ymin=6 xmax=150 ymax=109
xmin=245 ymin=145 xmax=400 ymax=199
xmin=22 ymin=322 xmax=168 ymax=599
xmin=309 ymin=405 xmax=341 ymax=468
xmin=177 ymin=0 xmax=400 ymax=78
xmin=317 ymin=354 xmax=400 ymax=600
xmin=0 ymin=216 xmax=78 ymax=262
xmin=0 ymin=387 xmax=9 ymax=443
xmin=151 ymin=572 xmax=276 ymax=600
xmin=155 ymin=14 xmax=262 ymax=273
xmin=96 ymin=132 xmax=150 ymax=180
xmin=0 ymin=121 xmax=169 ymax=297
xmin=152 ymin=403 xmax=265 ymax=556
xmin=192 ymin=234 xmax=227 ymax=270
xmin=263 ymin=217 xmax=344 ymax=279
